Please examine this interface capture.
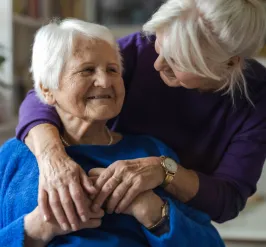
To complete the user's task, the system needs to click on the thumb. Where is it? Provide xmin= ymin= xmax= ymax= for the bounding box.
xmin=88 ymin=168 xmax=106 ymax=177
xmin=80 ymin=172 xmax=97 ymax=194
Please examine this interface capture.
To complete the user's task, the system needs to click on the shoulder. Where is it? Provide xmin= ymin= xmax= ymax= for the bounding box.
xmin=244 ymin=59 xmax=266 ymax=105
xmin=117 ymin=31 xmax=155 ymax=51
xmin=117 ymin=32 xmax=157 ymax=87
xmin=232 ymin=59 xmax=266 ymax=129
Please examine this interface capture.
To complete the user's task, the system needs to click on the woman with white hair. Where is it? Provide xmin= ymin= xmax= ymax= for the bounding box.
xmin=17 ymin=0 xmax=266 ymax=228
xmin=0 ymin=19 xmax=225 ymax=247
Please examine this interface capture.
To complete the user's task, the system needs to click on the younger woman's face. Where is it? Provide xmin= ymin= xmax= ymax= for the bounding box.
xmin=154 ymin=33 xmax=217 ymax=90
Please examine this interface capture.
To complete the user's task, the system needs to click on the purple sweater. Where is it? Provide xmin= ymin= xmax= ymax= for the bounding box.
xmin=16 ymin=32 xmax=266 ymax=223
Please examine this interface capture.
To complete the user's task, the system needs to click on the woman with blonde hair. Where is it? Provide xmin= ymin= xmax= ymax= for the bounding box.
xmin=17 ymin=0 xmax=266 ymax=229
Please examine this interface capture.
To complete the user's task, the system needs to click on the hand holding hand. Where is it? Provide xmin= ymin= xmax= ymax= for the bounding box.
xmin=89 ymin=157 xmax=165 ymax=214
xmin=37 ymin=145 xmax=98 ymax=231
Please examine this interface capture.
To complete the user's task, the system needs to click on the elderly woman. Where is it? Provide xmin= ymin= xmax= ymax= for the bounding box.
xmin=17 ymin=0 xmax=266 ymax=226
xmin=0 ymin=20 xmax=224 ymax=247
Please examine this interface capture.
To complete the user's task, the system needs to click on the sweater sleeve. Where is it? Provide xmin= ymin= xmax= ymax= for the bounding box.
xmin=142 ymin=198 xmax=225 ymax=247
xmin=187 ymin=91 xmax=266 ymax=223
xmin=0 ymin=140 xmax=26 ymax=247
xmin=0 ymin=216 xmax=25 ymax=247
xmin=16 ymin=90 xmax=61 ymax=141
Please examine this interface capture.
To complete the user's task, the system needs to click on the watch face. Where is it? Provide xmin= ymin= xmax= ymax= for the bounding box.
xmin=165 ymin=158 xmax=178 ymax=173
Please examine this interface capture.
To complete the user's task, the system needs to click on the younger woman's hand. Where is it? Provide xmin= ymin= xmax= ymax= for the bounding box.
xmin=36 ymin=144 xmax=98 ymax=231
xmin=89 ymin=157 xmax=165 ymax=214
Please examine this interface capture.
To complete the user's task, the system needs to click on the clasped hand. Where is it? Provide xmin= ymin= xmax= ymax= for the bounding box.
xmin=90 ymin=157 xmax=165 ymax=214
xmin=37 ymin=152 xmax=165 ymax=232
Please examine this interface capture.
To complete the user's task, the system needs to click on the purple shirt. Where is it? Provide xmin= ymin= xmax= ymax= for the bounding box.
xmin=16 ymin=32 xmax=266 ymax=223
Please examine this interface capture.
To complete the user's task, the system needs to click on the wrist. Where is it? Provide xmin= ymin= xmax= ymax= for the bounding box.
xmin=138 ymin=196 xmax=164 ymax=228
xmin=24 ymin=209 xmax=52 ymax=246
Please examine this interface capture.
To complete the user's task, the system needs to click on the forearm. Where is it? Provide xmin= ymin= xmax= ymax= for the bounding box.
xmin=0 ymin=213 xmax=49 ymax=247
xmin=24 ymin=210 xmax=53 ymax=247
xmin=164 ymin=165 xmax=244 ymax=222
xmin=186 ymin=172 xmax=245 ymax=223
xmin=165 ymin=164 xmax=199 ymax=203
xmin=25 ymin=123 xmax=64 ymax=156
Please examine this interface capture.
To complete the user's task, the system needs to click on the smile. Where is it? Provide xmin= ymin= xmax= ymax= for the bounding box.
xmin=87 ymin=95 xmax=112 ymax=100
xmin=163 ymin=71 xmax=176 ymax=78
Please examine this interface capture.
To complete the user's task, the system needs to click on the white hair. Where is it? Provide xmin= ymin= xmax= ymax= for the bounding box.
xmin=31 ymin=19 xmax=122 ymax=102
xmin=143 ymin=0 xmax=266 ymax=101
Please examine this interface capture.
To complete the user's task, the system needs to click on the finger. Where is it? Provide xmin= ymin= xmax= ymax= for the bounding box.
xmin=115 ymin=185 xmax=140 ymax=213
xmin=38 ymin=189 xmax=50 ymax=221
xmin=87 ymin=176 xmax=99 ymax=200
xmin=80 ymin=173 xmax=97 ymax=194
xmin=94 ymin=168 xmax=114 ymax=190
xmin=106 ymin=181 xmax=131 ymax=214
xmin=88 ymin=176 xmax=98 ymax=184
xmin=82 ymin=219 xmax=102 ymax=229
xmin=69 ymin=183 xmax=90 ymax=225
xmin=88 ymin=208 xmax=105 ymax=219
xmin=58 ymin=186 xmax=80 ymax=230
xmin=92 ymin=176 xmax=121 ymax=212
xmin=49 ymin=189 xmax=70 ymax=231
xmin=88 ymin=168 xmax=106 ymax=177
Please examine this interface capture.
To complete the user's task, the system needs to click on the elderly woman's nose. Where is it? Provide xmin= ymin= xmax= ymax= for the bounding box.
xmin=154 ymin=55 xmax=168 ymax=71
xmin=94 ymin=71 xmax=111 ymax=88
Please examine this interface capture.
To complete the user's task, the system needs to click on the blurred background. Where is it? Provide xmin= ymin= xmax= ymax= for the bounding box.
xmin=0 ymin=1 xmax=266 ymax=246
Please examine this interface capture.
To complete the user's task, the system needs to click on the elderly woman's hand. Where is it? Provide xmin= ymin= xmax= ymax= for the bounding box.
xmin=89 ymin=157 xmax=165 ymax=214
xmin=122 ymin=190 xmax=164 ymax=228
xmin=36 ymin=144 xmax=98 ymax=231
xmin=24 ymin=206 xmax=104 ymax=246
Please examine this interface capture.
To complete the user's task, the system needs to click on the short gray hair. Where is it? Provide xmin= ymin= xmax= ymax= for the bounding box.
xmin=143 ymin=0 xmax=266 ymax=101
xmin=31 ymin=19 xmax=122 ymax=102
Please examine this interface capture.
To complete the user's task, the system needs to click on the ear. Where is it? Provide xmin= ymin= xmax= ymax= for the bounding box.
xmin=40 ymin=83 xmax=56 ymax=105
xmin=227 ymin=56 xmax=240 ymax=68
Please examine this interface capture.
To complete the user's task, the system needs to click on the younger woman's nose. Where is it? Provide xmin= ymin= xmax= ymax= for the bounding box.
xmin=154 ymin=54 xmax=169 ymax=71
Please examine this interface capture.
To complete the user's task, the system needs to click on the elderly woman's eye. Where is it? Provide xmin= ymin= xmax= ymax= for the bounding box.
xmin=108 ymin=68 xmax=118 ymax=73
xmin=84 ymin=67 xmax=95 ymax=73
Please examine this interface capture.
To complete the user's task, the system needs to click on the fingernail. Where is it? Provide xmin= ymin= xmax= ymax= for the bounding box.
xmin=81 ymin=215 xmax=87 ymax=222
xmin=62 ymin=223 xmax=68 ymax=231
xmin=115 ymin=208 xmax=120 ymax=214
xmin=71 ymin=224 xmax=78 ymax=231
xmin=43 ymin=215 xmax=48 ymax=222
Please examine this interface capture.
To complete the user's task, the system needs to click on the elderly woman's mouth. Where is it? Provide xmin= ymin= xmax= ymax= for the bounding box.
xmin=87 ymin=95 xmax=112 ymax=100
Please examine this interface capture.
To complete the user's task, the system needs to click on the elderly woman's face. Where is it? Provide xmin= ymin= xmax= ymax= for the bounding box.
xmin=52 ymin=36 xmax=125 ymax=122
xmin=154 ymin=33 xmax=213 ymax=89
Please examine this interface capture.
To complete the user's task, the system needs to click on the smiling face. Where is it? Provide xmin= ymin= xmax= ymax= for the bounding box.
xmin=46 ymin=35 xmax=125 ymax=122
xmin=154 ymin=33 xmax=219 ymax=90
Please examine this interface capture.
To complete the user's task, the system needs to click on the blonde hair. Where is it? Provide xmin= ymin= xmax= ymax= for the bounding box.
xmin=143 ymin=0 xmax=266 ymax=100
xmin=31 ymin=19 xmax=122 ymax=102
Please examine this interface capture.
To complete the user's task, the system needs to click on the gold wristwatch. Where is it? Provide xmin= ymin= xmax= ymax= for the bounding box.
xmin=160 ymin=156 xmax=178 ymax=188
